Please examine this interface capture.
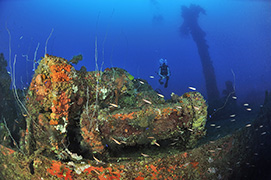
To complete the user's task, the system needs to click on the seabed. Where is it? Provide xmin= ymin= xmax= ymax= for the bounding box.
xmin=0 ymin=55 xmax=270 ymax=179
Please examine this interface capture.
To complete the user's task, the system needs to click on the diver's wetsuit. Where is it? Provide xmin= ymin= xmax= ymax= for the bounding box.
xmin=159 ymin=63 xmax=170 ymax=88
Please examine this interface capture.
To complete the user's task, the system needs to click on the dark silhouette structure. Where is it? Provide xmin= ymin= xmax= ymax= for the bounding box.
xmin=0 ymin=53 xmax=22 ymax=147
xmin=180 ymin=4 xmax=220 ymax=104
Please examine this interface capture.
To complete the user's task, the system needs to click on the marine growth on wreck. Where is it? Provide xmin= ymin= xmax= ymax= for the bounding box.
xmin=23 ymin=54 xmax=208 ymax=159
xmin=1 ymin=54 xmax=211 ymax=179
xmin=1 ymin=54 xmax=270 ymax=180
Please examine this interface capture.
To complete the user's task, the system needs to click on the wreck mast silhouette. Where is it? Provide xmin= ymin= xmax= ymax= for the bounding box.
xmin=180 ymin=4 xmax=220 ymax=104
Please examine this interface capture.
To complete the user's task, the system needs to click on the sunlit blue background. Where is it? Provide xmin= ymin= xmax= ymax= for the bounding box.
xmin=0 ymin=0 xmax=270 ymax=105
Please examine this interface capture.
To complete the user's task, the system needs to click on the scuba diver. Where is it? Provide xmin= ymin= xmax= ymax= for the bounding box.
xmin=158 ymin=58 xmax=170 ymax=88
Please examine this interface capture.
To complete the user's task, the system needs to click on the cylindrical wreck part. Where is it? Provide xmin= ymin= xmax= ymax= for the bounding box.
xmin=80 ymin=92 xmax=207 ymax=154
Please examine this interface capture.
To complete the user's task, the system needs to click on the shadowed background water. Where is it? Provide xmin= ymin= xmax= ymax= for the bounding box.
xmin=0 ymin=0 xmax=270 ymax=106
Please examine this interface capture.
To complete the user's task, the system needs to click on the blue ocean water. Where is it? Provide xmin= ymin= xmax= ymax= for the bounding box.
xmin=0 ymin=0 xmax=270 ymax=105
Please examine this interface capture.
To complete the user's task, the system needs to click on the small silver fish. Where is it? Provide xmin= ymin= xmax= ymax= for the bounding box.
xmin=243 ymin=103 xmax=249 ymax=106
xmin=149 ymin=76 xmax=154 ymax=79
xmin=188 ymin=86 xmax=196 ymax=91
xmin=141 ymin=153 xmax=149 ymax=157
xmin=232 ymin=96 xmax=237 ymax=99
xmin=261 ymin=132 xmax=266 ymax=135
xmin=230 ymin=114 xmax=236 ymax=117
xmin=152 ymin=140 xmax=160 ymax=147
xmin=246 ymin=108 xmax=252 ymax=111
xmin=139 ymin=81 xmax=145 ymax=84
xmin=142 ymin=99 xmax=152 ymax=104
xmin=193 ymin=106 xmax=200 ymax=110
xmin=210 ymin=124 xmax=216 ymax=127
xmin=93 ymin=169 xmax=100 ymax=175
xmin=157 ymin=93 xmax=164 ymax=98
xmin=109 ymin=103 xmax=119 ymax=108
xmin=93 ymin=155 xmax=102 ymax=163
xmin=246 ymin=124 xmax=251 ymax=128
xmin=111 ymin=137 xmax=121 ymax=145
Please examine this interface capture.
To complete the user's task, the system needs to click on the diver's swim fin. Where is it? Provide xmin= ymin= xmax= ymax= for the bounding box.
xmin=164 ymin=77 xmax=169 ymax=88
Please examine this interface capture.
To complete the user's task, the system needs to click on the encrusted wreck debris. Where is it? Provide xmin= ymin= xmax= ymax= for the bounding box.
xmin=22 ymin=54 xmax=208 ymax=160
